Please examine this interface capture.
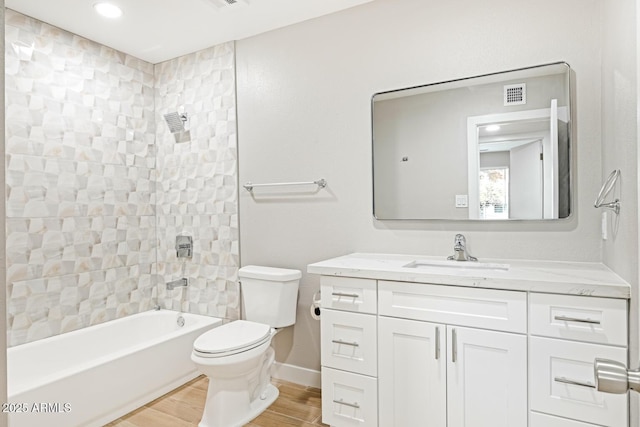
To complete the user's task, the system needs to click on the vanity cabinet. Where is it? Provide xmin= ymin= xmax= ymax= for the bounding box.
xmin=320 ymin=276 xmax=378 ymax=427
xmin=528 ymin=293 xmax=628 ymax=427
xmin=378 ymin=282 xmax=527 ymax=427
xmin=313 ymin=256 xmax=630 ymax=427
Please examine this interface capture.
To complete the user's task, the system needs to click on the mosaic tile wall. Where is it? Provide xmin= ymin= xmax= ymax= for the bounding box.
xmin=4 ymin=10 xmax=240 ymax=346
xmin=154 ymin=43 xmax=240 ymax=319
xmin=4 ymin=9 xmax=157 ymax=346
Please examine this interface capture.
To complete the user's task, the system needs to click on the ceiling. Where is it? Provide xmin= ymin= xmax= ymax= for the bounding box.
xmin=479 ymin=119 xmax=550 ymax=153
xmin=5 ymin=0 xmax=374 ymax=64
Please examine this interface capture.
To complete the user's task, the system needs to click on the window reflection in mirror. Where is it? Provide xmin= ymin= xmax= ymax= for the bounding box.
xmin=372 ymin=62 xmax=571 ymax=221
xmin=479 ymin=168 xmax=508 ymax=220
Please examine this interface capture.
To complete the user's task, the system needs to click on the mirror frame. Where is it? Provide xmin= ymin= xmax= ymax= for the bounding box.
xmin=371 ymin=62 xmax=573 ymax=221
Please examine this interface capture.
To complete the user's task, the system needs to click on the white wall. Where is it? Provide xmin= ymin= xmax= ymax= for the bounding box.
xmin=601 ymin=0 xmax=639 ymax=423
xmin=236 ymin=0 xmax=604 ymax=373
xmin=602 ymin=0 xmax=638 ymax=296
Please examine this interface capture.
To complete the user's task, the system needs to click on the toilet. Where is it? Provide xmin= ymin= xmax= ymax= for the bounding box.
xmin=191 ymin=265 xmax=301 ymax=427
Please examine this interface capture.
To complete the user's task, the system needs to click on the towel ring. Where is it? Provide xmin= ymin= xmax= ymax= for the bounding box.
xmin=594 ymin=169 xmax=620 ymax=214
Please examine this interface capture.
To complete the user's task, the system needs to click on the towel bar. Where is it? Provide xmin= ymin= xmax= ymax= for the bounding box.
xmin=243 ymin=179 xmax=327 ymax=192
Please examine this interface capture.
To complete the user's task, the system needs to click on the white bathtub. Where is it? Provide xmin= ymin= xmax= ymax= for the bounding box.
xmin=7 ymin=310 xmax=221 ymax=427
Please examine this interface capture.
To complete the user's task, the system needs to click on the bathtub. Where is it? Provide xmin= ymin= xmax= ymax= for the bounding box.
xmin=7 ymin=310 xmax=221 ymax=427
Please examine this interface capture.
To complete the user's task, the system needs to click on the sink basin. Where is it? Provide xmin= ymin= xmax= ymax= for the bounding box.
xmin=403 ymin=260 xmax=510 ymax=271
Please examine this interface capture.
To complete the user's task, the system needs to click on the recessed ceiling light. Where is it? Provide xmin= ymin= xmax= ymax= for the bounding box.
xmin=94 ymin=2 xmax=123 ymax=18
xmin=485 ymin=124 xmax=501 ymax=132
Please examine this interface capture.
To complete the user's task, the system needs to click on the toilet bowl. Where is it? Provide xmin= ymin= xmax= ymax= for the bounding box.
xmin=191 ymin=321 xmax=278 ymax=427
xmin=191 ymin=266 xmax=301 ymax=427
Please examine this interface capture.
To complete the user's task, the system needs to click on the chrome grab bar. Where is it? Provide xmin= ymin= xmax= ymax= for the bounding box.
xmin=243 ymin=178 xmax=327 ymax=192
xmin=554 ymin=315 xmax=601 ymax=325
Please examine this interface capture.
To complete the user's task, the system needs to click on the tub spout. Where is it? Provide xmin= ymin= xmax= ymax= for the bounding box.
xmin=167 ymin=278 xmax=188 ymax=290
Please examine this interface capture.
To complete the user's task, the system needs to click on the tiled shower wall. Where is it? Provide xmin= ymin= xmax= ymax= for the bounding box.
xmin=4 ymin=10 xmax=157 ymax=346
xmin=154 ymin=44 xmax=240 ymax=319
xmin=4 ymin=9 xmax=239 ymax=346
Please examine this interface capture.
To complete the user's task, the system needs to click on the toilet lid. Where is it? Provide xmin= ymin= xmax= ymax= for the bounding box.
xmin=193 ymin=320 xmax=272 ymax=354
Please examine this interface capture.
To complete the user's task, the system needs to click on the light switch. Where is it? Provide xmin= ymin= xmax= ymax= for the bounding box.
xmin=455 ymin=195 xmax=468 ymax=208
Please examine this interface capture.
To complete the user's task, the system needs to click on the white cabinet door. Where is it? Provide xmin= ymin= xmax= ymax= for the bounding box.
xmin=378 ymin=317 xmax=446 ymax=427
xmin=447 ymin=326 xmax=527 ymax=427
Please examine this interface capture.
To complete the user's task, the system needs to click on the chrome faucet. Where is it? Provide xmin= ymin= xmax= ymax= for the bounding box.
xmin=167 ymin=278 xmax=188 ymax=290
xmin=447 ymin=234 xmax=477 ymax=262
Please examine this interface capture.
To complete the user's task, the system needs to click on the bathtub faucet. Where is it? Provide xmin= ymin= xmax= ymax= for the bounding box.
xmin=167 ymin=278 xmax=189 ymax=290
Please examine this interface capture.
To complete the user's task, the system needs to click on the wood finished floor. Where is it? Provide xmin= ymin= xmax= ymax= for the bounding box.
xmin=106 ymin=376 xmax=328 ymax=427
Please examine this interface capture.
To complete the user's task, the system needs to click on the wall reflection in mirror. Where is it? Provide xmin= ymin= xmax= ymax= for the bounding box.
xmin=372 ymin=62 xmax=571 ymax=220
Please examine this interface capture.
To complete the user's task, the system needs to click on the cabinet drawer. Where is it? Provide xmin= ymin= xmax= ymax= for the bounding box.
xmin=530 ymin=411 xmax=599 ymax=427
xmin=321 ymin=310 xmax=377 ymax=376
xmin=321 ymin=367 xmax=377 ymax=427
xmin=321 ymin=276 xmax=377 ymax=314
xmin=378 ymin=281 xmax=527 ymax=333
xmin=530 ymin=293 xmax=627 ymax=346
xmin=530 ymin=337 xmax=627 ymax=427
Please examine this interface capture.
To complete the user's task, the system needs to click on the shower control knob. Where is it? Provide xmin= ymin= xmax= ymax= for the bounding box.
xmin=594 ymin=358 xmax=640 ymax=394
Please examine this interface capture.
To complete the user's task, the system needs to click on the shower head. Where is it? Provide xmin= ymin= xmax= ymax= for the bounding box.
xmin=163 ymin=112 xmax=188 ymax=133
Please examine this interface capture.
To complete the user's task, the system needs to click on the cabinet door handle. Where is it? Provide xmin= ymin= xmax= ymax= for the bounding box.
xmin=452 ymin=328 xmax=457 ymax=363
xmin=435 ymin=326 xmax=440 ymax=360
xmin=332 ymin=339 xmax=359 ymax=347
xmin=554 ymin=376 xmax=596 ymax=388
xmin=554 ymin=315 xmax=601 ymax=325
xmin=332 ymin=292 xmax=359 ymax=298
xmin=333 ymin=399 xmax=360 ymax=409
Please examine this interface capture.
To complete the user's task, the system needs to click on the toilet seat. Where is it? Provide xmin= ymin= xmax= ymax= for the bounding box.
xmin=193 ymin=320 xmax=272 ymax=358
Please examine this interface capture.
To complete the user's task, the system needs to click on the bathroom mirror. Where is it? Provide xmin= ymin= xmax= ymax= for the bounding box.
xmin=372 ymin=62 xmax=571 ymax=220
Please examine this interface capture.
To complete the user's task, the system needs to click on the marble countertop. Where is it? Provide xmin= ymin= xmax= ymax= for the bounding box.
xmin=307 ymin=253 xmax=631 ymax=299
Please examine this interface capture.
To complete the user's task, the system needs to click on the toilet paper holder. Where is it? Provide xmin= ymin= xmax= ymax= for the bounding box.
xmin=310 ymin=291 xmax=321 ymax=320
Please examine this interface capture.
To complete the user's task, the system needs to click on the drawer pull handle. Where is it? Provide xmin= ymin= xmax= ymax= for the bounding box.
xmin=554 ymin=376 xmax=596 ymax=388
xmin=332 ymin=292 xmax=359 ymax=298
xmin=554 ymin=315 xmax=601 ymax=325
xmin=332 ymin=339 xmax=360 ymax=347
xmin=333 ymin=399 xmax=360 ymax=409
xmin=435 ymin=326 xmax=440 ymax=360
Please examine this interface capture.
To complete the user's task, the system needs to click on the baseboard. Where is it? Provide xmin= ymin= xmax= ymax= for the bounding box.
xmin=272 ymin=362 xmax=321 ymax=388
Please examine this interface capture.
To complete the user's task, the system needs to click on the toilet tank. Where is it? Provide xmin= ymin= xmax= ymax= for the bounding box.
xmin=239 ymin=265 xmax=301 ymax=328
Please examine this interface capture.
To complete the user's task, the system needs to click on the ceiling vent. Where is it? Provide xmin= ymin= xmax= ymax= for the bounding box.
xmin=204 ymin=0 xmax=249 ymax=8
xmin=504 ymin=83 xmax=526 ymax=106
